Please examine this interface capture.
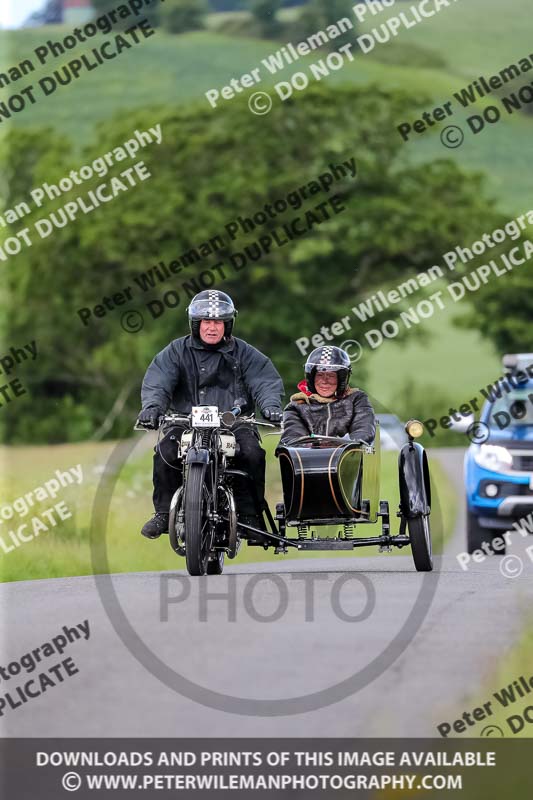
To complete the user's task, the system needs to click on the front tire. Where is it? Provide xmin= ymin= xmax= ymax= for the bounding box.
xmin=184 ymin=463 xmax=212 ymax=576
xmin=408 ymin=514 xmax=433 ymax=572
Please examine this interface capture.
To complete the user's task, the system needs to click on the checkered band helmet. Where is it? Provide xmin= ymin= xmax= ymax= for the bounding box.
xmin=304 ymin=346 xmax=352 ymax=396
xmin=187 ymin=290 xmax=237 ymax=339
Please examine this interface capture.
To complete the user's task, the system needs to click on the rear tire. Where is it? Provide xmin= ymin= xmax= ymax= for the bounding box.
xmin=467 ymin=511 xmax=505 ymax=554
xmin=184 ymin=463 xmax=212 ymax=576
xmin=408 ymin=514 xmax=433 ymax=572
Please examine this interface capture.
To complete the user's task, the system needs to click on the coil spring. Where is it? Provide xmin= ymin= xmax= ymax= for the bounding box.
xmin=343 ymin=524 xmax=354 ymax=539
xmin=297 ymin=524 xmax=309 ymax=539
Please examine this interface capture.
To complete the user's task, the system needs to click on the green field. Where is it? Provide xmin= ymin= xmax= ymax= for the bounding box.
xmin=1 ymin=0 xmax=531 ymax=211
xmin=386 ymin=0 xmax=532 ymax=76
xmin=364 ymin=290 xmax=502 ymax=414
xmin=0 ymin=435 xmax=456 ymax=583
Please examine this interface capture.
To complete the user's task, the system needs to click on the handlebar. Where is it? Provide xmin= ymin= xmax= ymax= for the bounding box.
xmin=134 ymin=411 xmax=281 ymax=432
xmin=133 ymin=413 xmax=189 ymax=432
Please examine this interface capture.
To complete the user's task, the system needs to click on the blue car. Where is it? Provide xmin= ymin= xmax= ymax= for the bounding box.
xmin=465 ymin=354 xmax=533 ymax=553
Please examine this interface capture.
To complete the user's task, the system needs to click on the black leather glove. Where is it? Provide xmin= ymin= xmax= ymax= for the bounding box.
xmin=263 ymin=407 xmax=283 ymax=424
xmin=136 ymin=407 xmax=164 ymax=430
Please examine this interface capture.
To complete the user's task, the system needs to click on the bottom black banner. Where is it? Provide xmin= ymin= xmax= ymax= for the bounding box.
xmin=0 ymin=738 xmax=531 ymax=799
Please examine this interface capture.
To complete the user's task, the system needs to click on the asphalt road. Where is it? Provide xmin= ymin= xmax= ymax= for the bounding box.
xmin=1 ymin=448 xmax=533 ymax=737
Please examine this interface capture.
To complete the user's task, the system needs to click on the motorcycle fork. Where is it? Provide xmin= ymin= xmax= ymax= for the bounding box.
xmin=187 ymin=429 xmax=219 ymax=537
xmin=208 ymin=431 xmax=223 ymax=537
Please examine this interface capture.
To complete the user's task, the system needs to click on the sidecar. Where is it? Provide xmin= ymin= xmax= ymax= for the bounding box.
xmin=236 ymin=419 xmax=433 ymax=572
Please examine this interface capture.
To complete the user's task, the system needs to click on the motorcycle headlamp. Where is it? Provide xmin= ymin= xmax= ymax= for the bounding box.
xmin=405 ymin=419 xmax=424 ymax=439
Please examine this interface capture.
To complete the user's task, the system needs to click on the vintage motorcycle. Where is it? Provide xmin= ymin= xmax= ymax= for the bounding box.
xmin=136 ymin=406 xmax=433 ymax=576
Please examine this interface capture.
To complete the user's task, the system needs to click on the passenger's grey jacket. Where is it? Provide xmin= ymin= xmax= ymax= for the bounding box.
xmin=280 ymin=385 xmax=376 ymax=445
xmin=141 ymin=335 xmax=284 ymax=416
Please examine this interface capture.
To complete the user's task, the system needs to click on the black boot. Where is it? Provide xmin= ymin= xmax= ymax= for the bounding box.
xmin=141 ymin=512 xmax=169 ymax=540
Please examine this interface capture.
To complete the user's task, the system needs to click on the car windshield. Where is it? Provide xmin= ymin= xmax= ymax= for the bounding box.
xmin=489 ymin=389 xmax=533 ymax=427
xmin=378 ymin=415 xmax=400 ymax=430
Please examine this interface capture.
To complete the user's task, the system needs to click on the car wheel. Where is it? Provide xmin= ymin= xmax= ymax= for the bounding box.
xmin=466 ymin=510 xmax=506 ymax=555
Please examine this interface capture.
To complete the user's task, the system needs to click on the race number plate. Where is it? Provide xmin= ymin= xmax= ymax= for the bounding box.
xmin=191 ymin=406 xmax=220 ymax=428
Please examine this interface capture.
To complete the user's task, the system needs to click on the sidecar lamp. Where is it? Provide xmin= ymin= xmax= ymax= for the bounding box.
xmin=405 ymin=419 xmax=424 ymax=439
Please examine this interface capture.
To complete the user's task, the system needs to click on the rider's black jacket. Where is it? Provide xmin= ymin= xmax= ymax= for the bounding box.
xmin=141 ymin=334 xmax=284 ymax=416
xmin=280 ymin=385 xmax=376 ymax=445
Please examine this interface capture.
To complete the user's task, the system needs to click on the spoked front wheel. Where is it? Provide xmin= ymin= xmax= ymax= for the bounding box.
xmin=408 ymin=514 xmax=433 ymax=572
xmin=184 ymin=463 xmax=213 ymax=576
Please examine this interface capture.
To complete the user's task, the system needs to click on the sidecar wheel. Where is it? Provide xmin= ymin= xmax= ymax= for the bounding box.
xmin=207 ymin=551 xmax=224 ymax=575
xmin=408 ymin=514 xmax=433 ymax=572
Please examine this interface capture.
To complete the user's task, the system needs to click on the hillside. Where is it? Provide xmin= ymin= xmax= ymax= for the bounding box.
xmin=1 ymin=0 xmax=531 ymax=212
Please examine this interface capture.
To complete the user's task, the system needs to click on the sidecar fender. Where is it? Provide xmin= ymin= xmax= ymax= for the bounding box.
xmin=399 ymin=441 xmax=431 ymax=518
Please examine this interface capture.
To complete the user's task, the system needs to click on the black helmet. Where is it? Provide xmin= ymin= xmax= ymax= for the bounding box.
xmin=304 ymin=346 xmax=352 ymax=396
xmin=187 ymin=290 xmax=237 ymax=340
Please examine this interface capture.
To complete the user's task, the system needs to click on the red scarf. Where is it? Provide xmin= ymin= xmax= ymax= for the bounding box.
xmin=297 ymin=379 xmax=312 ymax=396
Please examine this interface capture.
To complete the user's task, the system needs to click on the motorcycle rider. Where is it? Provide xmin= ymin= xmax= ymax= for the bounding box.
xmin=280 ymin=345 xmax=376 ymax=445
xmin=137 ymin=290 xmax=284 ymax=539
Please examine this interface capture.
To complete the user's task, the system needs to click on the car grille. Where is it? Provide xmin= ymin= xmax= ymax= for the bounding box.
xmin=512 ymin=454 xmax=533 ymax=472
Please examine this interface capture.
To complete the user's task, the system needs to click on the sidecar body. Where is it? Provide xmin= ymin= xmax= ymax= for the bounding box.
xmin=235 ymin=420 xmax=433 ymax=572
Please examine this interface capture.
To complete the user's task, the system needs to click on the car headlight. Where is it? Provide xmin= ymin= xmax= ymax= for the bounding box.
xmin=473 ymin=444 xmax=513 ymax=472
